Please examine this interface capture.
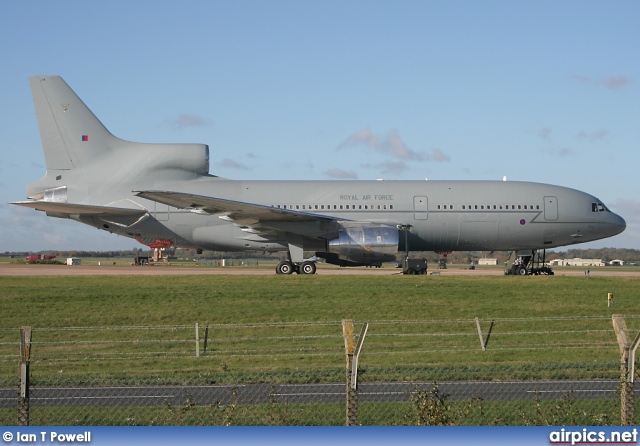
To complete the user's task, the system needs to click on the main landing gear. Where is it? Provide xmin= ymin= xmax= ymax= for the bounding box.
xmin=275 ymin=260 xmax=317 ymax=275
xmin=275 ymin=238 xmax=317 ymax=274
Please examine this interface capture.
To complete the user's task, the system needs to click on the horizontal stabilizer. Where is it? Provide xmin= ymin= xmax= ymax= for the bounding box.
xmin=11 ymin=201 xmax=148 ymax=226
xmin=12 ymin=200 xmax=146 ymax=215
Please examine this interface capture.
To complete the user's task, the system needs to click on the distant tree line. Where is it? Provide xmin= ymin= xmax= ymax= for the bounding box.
xmin=549 ymin=248 xmax=640 ymax=263
xmin=4 ymin=248 xmax=152 ymax=259
xmin=4 ymin=247 xmax=639 ymax=263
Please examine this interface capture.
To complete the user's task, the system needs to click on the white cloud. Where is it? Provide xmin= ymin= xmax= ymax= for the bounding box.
xmin=338 ymin=128 xmax=427 ymax=161
xmin=576 ymin=129 xmax=609 ymax=142
xmin=430 ymin=148 xmax=450 ymax=162
xmin=602 ymin=76 xmax=631 ymax=90
xmin=538 ymin=127 xmax=552 ymax=142
xmin=338 ymin=128 xmax=451 ymax=164
xmin=571 ymin=75 xmax=632 ymax=90
xmin=166 ymin=114 xmax=213 ymax=130
xmin=324 ymin=168 xmax=358 ymax=179
xmin=216 ymin=158 xmax=250 ymax=170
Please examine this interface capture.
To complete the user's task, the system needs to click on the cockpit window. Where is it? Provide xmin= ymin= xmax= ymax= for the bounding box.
xmin=592 ymin=202 xmax=610 ymax=213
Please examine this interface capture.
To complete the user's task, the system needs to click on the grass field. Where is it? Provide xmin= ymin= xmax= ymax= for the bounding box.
xmin=1 ymin=273 xmax=638 ymax=379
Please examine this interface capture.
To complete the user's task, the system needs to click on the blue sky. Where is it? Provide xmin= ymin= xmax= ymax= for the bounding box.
xmin=1 ymin=1 xmax=638 ymax=252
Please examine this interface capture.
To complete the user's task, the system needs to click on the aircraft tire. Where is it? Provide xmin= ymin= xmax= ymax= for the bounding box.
xmin=276 ymin=261 xmax=294 ymax=275
xmin=518 ymin=266 xmax=528 ymax=276
xmin=300 ymin=261 xmax=316 ymax=275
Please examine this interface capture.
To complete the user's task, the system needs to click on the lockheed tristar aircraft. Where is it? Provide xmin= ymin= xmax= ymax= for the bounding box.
xmin=12 ymin=76 xmax=626 ymax=274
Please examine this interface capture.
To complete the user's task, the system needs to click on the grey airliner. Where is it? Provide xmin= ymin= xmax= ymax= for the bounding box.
xmin=12 ymin=76 xmax=626 ymax=274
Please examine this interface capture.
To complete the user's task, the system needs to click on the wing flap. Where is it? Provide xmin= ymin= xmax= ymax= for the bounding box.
xmin=135 ymin=190 xmax=336 ymax=225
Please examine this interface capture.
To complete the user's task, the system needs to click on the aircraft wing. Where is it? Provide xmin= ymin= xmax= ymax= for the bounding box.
xmin=11 ymin=201 xmax=149 ymax=227
xmin=135 ymin=190 xmax=338 ymax=226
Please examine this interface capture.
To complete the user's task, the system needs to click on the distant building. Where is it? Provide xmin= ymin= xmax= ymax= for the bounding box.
xmin=478 ymin=258 xmax=498 ymax=266
xmin=550 ymin=258 xmax=604 ymax=267
xmin=66 ymin=257 xmax=81 ymax=266
xmin=609 ymin=259 xmax=625 ymax=266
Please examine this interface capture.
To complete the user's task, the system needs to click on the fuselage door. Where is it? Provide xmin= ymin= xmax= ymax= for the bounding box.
xmin=544 ymin=196 xmax=558 ymax=221
xmin=413 ymin=196 xmax=429 ymax=220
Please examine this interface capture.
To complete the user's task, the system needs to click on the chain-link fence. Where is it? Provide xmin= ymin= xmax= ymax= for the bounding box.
xmin=1 ymin=364 xmax=637 ymax=426
xmin=1 ymin=316 xmax=639 ymax=426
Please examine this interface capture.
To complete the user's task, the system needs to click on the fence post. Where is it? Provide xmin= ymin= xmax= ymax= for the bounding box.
xmin=612 ymin=315 xmax=637 ymax=425
xmin=18 ymin=326 xmax=32 ymax=426
xmin=342 ymin=320 xmax=368 ymax=426
xmin=475 ymin=318 xmax=494 ymax=351
xmin=195 ymin=323 xmax=200 ymax=359
xmin=342 ymin=320 xmax=358 ymax=426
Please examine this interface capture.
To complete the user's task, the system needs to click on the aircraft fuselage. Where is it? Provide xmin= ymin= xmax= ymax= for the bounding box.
xmin=81 ymin=176 xmax=625 ymax=254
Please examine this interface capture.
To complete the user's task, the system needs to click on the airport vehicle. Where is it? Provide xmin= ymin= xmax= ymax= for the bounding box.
xmin=12 ymin=76 xmax=626 ymax=274
xmin=402 ymin=258 xmax=428 ymax=275
xmin=25 ymin=254 xmax=56 ymax=262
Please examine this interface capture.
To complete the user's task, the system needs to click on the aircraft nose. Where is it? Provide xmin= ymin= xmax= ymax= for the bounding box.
xmin=610 ymin=213 xmax=626 ymax=236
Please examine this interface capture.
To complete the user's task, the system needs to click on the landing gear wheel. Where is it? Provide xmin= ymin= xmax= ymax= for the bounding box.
xmin=276 ymin=261 xmax=294 ymax=275
xmin=300 ymin=261 xmax=316 ymax=275
xmin=518 ymin=266 xmax=528 ymax=276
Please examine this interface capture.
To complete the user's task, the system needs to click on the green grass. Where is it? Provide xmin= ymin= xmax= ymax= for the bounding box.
xmin=1 ymin=274 xmax=638 ymax=379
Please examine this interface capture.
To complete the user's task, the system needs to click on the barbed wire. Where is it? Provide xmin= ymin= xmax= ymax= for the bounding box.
xmin=6 ymin=315 xmax=634 ymax=334
xmin=0 ymin=317 xmax=630 ymax=369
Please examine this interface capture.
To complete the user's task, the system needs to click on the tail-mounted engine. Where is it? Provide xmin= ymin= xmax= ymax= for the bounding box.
xmin=317 ymin=222 xmax=399 ymax=267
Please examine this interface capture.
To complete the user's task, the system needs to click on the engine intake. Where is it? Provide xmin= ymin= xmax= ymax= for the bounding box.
xmin=319 ymin=222 xmax=399 ymax=266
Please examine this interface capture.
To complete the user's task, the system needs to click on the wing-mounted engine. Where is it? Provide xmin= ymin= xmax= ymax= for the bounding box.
xmin=317 ymin=222 xmax=399 ymax=267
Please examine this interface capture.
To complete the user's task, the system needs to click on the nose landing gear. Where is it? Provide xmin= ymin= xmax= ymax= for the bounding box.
xmin=505 ymin=250 xmax=554 ymax=276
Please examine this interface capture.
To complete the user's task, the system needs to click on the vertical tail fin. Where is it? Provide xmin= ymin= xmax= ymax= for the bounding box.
xmin=25 ymin=76 xmax=211 ymax=200
xmin=30 ymin=76 xmax=119 ymax=170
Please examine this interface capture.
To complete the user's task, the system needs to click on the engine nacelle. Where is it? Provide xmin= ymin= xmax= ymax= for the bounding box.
xmin=318 ymin=222 xmax=399 ymax=266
